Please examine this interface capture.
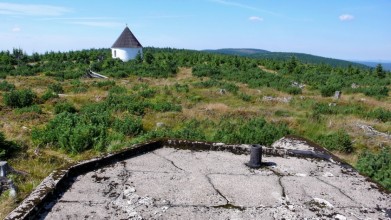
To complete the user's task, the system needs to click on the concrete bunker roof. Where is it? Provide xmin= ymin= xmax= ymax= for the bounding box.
xmin=6 ymin=137 xmax=391 ymax=219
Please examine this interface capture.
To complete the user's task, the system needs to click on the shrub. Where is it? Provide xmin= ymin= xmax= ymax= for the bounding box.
xmin=316 ymin=129 xmax=353 ymax=153
xmin=93 ymin=80 xmax=116 ymax=90
xmin=138 ymin=88 xmax=157 ymax=98
xmin=108 ymin=85 xmax=127 ymax=94
xmin=174 ymin=83 xmax=189 ymax=93
xmin=113 ymin=116 xmax=143 ymax=136
xmin=41 ymin=90 xmax=59 ymax=102
xmin=363 ymin=86 xmax=389 ymax=98
xmin=213 ymin=117 xmax=290 ymax=145
xmin=238 ymin=93 xmax=252 ymax=102
xmin=3 ymin=89 xmax=37 ymax=108
xmin=171 ymin=119 xmax=207 ymax=140
xmin=54 ymin=101 xmax=77 ymax=114
xmin=150 ymin=101 xmax=182 ymax=112
xmin=0 ymin=81 xmax=15 ymax=91
xmin=0 ymin=132 xmax=19 ymax=159
xmin=32 ymin=111 xmax=112 ymax=153
xmin=286 ymin=87 xmax=302 ymax=95
xmin=48 ymin=83 xmax=64 ymax=94
xmin=356 ymin=148 xmax=391 ymax=190
xmin=320 ymin=85 xmax=339 ymax=97
xmin=366 ymin=108 xmax=391 ymax=122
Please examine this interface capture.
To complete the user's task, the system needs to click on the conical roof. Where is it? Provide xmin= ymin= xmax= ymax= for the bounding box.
xmin=111 ymin=26 xmax=142 ymax=48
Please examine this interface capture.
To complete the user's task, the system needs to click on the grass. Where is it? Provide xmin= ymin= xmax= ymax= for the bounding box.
xmin=0 ymin=67 xmax=390 ymax=218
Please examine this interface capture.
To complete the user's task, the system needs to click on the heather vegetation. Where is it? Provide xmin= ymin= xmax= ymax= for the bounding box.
xmin=0 ymin=47 xmax=390 ymax=216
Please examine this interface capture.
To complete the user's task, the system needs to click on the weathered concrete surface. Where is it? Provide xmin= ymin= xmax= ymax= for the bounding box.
xmin=35 ymin=147 xmax=390 ymax=220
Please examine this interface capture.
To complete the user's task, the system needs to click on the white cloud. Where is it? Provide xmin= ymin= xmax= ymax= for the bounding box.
xmin=339 ymin=14 xmax=354 ymax=21
xmin=249 ymin=16 xmax=263 ymax=22
xmin=11 ymin=26 xmax=21 ymax=32
xmin=0 ymin=2 xmax=71 ymax=16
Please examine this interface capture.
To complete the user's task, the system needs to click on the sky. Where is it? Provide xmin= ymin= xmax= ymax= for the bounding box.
xmin=0 ymin=0 xmax=390 ymax=61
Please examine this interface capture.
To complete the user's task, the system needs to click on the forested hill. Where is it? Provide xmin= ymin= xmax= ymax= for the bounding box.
xmin=203 ymin=48 xmax=368 ymax=68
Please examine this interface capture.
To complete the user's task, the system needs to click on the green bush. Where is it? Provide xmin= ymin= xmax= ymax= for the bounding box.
xmin=54 ymin=101 xmax=77 ymax=114
xmin=171 ymin=119 xmax=207 ymax=140
xmin=48 ymin=83 xmax=64 ymax=94
xmin=356 ymin=148 xmax=391 ymax=190
xmin=41 ymin=90 xmax=59 ymax=101
xmin=0 ymin=132 xmax=19 ymax=159
xmin=238 ymin=93 xmax=252 ymax=102
xmin=150 ymin=101 xmax=182 ymax=112
xmin=367 ymin=108 xmax=391 ymax=122
xmin=32 ymin=111 xmax=112 ymax=153
xmin=320 ymin=85 xmax=339 ymax=97
xmin=286 ymin=87 xmax=302 ymax=95
xmin=108 ymin=85 xmax=127 ymax=94
xmin=113 ymin=116 xmax=143 ymax=136
xmin=93 ymin=80 xmax=115 ymax=89
xmin=363 ymin=86 xmax=389 ymax=98
xmin=174 ymin=83 xmax=189 ymax=93
xmin=213 ymin=117 xmax=290 ymax=145
xmin=3 ymin=89 xmax=37 ymax=108
xmin=0 ymin=81 xmax=15 ymax=91
xmin=138 ymin=88 xmax=157 ymax=98
xmin=316 ymin=129 xmax=353 ymax=153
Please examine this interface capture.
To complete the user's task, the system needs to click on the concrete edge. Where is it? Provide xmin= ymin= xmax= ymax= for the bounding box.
xmin=4 ymin=137 xmax=377 ymax=220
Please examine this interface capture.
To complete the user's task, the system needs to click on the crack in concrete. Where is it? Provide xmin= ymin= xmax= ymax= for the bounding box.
xmin=315 ymin=177 xmax=356 ymax=202
xmin=168 ymin=203 xmax=247 ymax=211
xmin=205 ymin=175 xmax=229 ymax=205
xmin=152 ymin=152 xmax=186 ymax=172
xmin=265 ymin=167 xmax=287 ymax=199
xmin=278 ymin=177 xmax=286 ymax=198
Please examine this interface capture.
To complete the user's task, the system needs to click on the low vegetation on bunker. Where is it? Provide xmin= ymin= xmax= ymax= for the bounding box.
xmin=0 ymin=47 xmax=390 ymax=217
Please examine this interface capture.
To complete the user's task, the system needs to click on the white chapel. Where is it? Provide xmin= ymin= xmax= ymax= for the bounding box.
xmin=111 ymin=26 xmax=143 ymax=62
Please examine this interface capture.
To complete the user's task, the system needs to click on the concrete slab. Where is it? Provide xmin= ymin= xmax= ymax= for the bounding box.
xmin=7 ymin=139 xmax=391 ymax=220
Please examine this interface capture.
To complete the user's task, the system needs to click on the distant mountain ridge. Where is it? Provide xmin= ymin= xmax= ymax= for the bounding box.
xmin=354 ymin=61 xmax=391 ymax=71
xmin=203 ymin=48 xmax=369 ymax=68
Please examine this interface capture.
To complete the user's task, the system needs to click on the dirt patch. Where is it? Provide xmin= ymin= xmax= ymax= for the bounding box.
xmin=259 ymin=65 xmax=278 ymax=74
xmin=176 ymin=67 xmax=193 ymax=80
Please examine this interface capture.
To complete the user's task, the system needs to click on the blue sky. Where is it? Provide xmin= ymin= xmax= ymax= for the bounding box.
xmin=0 ymin=0 xmax=390 ymax=61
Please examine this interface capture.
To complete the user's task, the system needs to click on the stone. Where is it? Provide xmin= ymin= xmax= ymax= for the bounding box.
xmin=334 ymin=91 xmax=341 ymax=99
xmin=156 ymin=122 xmax=165 ymax=129
xmin=218 ymin=89 xmax=226 ymax=95
xmin=351 ymin=83 xmax=359 ymax=89
xmin=8 ymin=180 xmax=17 ymax=198
xmin=0 ymin=161 xmax=10 ymax=177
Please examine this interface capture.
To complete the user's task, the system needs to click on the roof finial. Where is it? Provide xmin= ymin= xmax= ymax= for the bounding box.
xmin=126 ymin=23 xmax=128 ymax=27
